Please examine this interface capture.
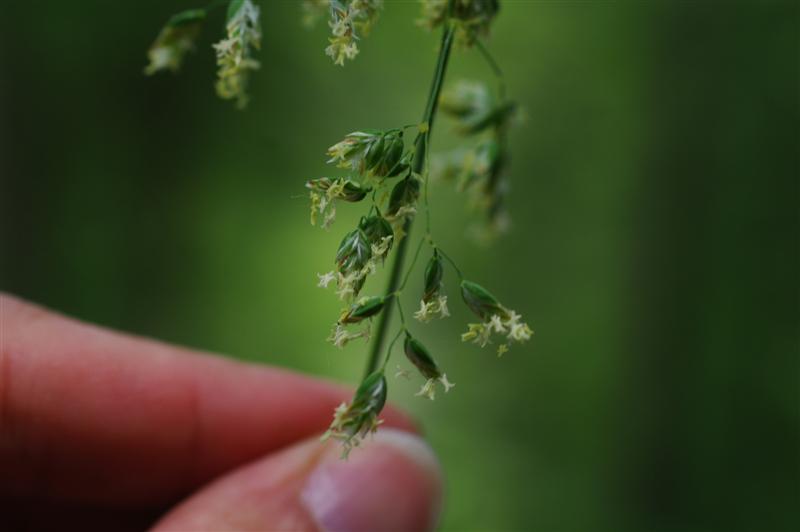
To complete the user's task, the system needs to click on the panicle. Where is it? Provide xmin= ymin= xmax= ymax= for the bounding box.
xmin=213 ymin=0 xmax=262 ymax=108
xmin=439 ymin=81 xmax=515 ymax=135
xmin=418 ymin=0 xmax=499 ymax=46
xmin=435 ymin=80 xmax=518 ymax=242
xmin=323 ymin=0 xmax=384 ymax=65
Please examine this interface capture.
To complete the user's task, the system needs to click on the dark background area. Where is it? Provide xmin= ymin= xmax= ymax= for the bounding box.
xmin=1 ymin=1 xmax=798 ymax=530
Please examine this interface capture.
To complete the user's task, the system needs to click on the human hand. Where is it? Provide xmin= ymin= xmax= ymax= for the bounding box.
xmin=0 ymin=294 xmax=442 ymax=531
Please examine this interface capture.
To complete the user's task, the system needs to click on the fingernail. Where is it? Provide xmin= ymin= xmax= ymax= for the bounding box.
xmin=301 ymin=428 xmax=442 ymax=532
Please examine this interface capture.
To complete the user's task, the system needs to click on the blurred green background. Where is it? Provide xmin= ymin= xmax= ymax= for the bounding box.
xmin=1 ymin=1 xmax=798 ymax=530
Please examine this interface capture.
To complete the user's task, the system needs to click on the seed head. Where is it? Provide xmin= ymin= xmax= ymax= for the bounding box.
xmin=460 ymin=280 xmax=533 ymax=352
xmin=403 ymin=334 xmax=455 ymax=400
xmin=307 ymin=178 xmax=371 ymax=228
xmin=367 ymin=132 xmax=407 ymax=177
xmin=418 ymin=0 xmax=499 ymax=47
xmin=327 ymin=129 xmax=407 ymax=177
xmin=359 ymin=215 xmax=394 ymax=258
xmin=387 ymin=174 xmax=421 ymax=220
xmin=327 ymin=131 xmax=373 ymax=169
xmin=460 ymin=280 xmax=507 ymax=320
xmin=322 ymin=0 xmax=384 ymax=66
xmin=213 ymin=0 xmax=262 ymax=108
xmin=415 ymin=250 xmax=449 ymax=322
xmin=340 ymin=296 xmax=385 ymax=324
xmin=307 ymin=177 xmax=371 ymax=202
xmin=144 ymin=9 xmax=206 ymax=75
xmin=359 ymin=214 xmax=394 ymax=244
xmin=336 ymin=228 xmax=372 ymax=275
xmin=417 ymin=0 xmax=448 ymax=31
xmin=440 ymin=80 xmax=515 ymax=135
xmin=403 ymin=334 xmax=440 ymax=380
xmin=435 ymin=82 xmax=519 ymax=242
xmin=423 ymin=251 xmax=444 ymax=302
xmin=322 ymin=370 xmax=388 ymax=458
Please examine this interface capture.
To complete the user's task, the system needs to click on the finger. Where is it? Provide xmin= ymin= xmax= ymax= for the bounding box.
xmin=153 ymin=428 xmax=442 ymax=532
xmin=1 ymin=497 xmax=167 ymax=532
xmin=0 ymin=293 xmax=415 ymax=505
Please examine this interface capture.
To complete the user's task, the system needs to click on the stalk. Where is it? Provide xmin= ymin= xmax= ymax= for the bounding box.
xmin=364 ymin=21 xmax=456 ymax=378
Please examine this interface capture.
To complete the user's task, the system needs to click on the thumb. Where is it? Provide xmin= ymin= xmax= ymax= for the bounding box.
xmin=151 ymin=428 xmax=442 ymax=532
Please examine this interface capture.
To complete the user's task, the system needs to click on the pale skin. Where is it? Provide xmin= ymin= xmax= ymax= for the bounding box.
xmin=0 ymin=293 xmax=442 ymax=531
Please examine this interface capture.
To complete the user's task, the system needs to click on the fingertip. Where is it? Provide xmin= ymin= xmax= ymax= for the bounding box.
xmin=153 ymin=429 xmax=442 ymax=532
xmin=302 ymin=428 xmax=442 ymax=532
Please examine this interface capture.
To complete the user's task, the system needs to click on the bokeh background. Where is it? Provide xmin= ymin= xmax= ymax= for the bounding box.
xmin=1 ymin=1 xmax=798 ymax=530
